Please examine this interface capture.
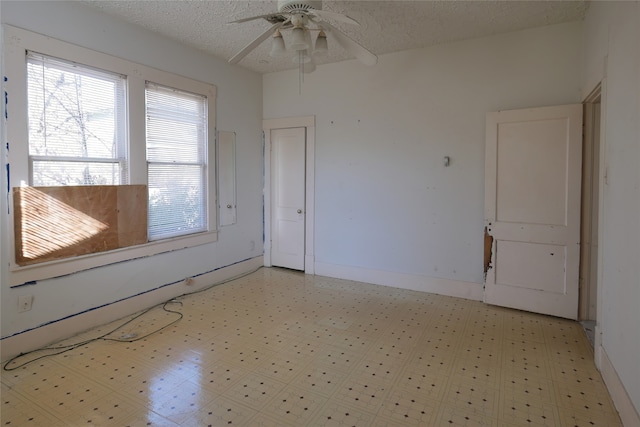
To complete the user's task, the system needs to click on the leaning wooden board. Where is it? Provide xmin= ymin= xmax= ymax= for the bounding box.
xmin=13 ymin=185 xmax=147 ymax=266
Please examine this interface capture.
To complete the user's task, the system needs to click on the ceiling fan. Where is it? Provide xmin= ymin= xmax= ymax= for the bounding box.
xmin=228 ymin=0 xmax=378 ymax=71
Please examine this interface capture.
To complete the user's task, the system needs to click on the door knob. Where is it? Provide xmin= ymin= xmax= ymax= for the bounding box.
xmin=297 ymin=209 xmax=303 ymax=214
xmin=227 ymin=204 xmax=232 ymax=209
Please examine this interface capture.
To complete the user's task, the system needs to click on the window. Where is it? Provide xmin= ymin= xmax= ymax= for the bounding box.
xmin=5 ymin=26 xmax=218 ymax=284
xmin=26 ymin=53 xmax=212 ymax=241
xmin=27 ymin=52 xmax=127 ymax=186
xmin=146 ymin=83 xmax=208 ymax=240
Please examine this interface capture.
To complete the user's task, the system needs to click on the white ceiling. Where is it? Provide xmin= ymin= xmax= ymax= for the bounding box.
xmin=80 ymin=1 xmax=589 ymax=74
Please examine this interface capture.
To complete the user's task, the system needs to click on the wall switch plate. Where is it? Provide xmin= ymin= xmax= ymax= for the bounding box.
xmin=18 ymin=295 xmax=34 ymax=313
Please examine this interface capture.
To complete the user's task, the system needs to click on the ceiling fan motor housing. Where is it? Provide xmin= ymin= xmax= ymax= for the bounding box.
xmin=278 ymin=0 xmax=322 ymax=13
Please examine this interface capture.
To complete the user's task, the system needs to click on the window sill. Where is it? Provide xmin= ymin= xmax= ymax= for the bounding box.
xmin=8 ymin=230 xmax=218 ymax=287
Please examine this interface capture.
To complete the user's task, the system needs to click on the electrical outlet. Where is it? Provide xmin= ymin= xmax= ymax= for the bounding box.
xmin=18 ymin=295 xmax=34 ymax=313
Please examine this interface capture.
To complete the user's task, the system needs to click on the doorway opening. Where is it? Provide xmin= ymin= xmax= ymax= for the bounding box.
xmin=579 ymin=83 xmax=602 ymax=345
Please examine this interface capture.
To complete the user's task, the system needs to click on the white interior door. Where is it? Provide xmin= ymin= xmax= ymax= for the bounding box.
xmin=484 ymin=104 xmax=583 ymax=319
xmin=271 ymin=127 xmax=306 ymax=270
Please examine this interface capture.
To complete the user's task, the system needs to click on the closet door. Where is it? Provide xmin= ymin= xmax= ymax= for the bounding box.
xmin=270 ymin=127 xmax=306 ymax=271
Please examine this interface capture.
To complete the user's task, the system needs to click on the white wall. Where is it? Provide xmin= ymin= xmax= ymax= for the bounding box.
xmin=264 ymin=22 xmax=583 ymax=296
xmin=583 ymin=2 xmax=640 ymax=421
xmin=0 ymin=1 xmax=264 ymax=356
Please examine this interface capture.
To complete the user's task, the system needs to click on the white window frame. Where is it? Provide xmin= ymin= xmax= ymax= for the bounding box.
xmin=145 ymin=82 xmax=209 ymax=241
xmin=26 ymin=52 xmax=129 ymax=187
xmin=3 ymin=26 xmax=217 ymax=286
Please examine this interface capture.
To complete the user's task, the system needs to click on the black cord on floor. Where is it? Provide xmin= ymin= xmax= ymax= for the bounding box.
xmin=2 ymin=266 xmax=263 ymax=372
xmin=2 ymin=300 xmax=183 ymax=371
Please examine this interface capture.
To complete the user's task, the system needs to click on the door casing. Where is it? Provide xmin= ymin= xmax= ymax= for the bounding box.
xmin=263 ymin=116 xmax=315 ymax=274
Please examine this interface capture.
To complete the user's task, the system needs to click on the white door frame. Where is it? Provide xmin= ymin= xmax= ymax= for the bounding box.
xmin=579 ymin=84 xmax=602 ymax=321
xmin=263 ymin=116 xmax=315 ymax=274
xmin=593 ymin=79 xmax=608 ymax=368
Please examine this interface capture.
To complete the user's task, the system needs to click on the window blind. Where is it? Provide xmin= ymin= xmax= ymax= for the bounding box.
xmin=145 ymin=82 xmax=207 ymax=240
xmin=27 ymin=52 xmax=127 ymax=186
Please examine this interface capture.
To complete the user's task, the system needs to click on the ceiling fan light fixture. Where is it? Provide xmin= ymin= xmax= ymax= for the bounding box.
xmin=270 ymin=30 xmax=287 ymax=57
xmin=290 ymin=27 xmax=309 ymax=51
xmin=229 ymin=1 xmax=377 ymax=70
xmin=313 ymin=30 xmax=328 ymax=56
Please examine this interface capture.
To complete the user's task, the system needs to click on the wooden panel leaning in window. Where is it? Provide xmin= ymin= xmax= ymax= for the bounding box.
xmin=13 ymin=185 xmax=147 ymax=266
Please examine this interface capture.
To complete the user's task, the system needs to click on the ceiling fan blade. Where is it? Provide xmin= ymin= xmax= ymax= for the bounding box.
xmin=229 ymin=13 xmax=280 ymax=24
xmin=308 ymin=9 xmax=359 ymax=26
xmin=320 ymin=22 xmax=377 ymax=66
xmin=229 ymin=22 xmax=284 ymax=65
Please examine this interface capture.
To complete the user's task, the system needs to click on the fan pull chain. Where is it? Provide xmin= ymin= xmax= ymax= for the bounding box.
xmin=298 ymin=50 xmax=303 ymax=95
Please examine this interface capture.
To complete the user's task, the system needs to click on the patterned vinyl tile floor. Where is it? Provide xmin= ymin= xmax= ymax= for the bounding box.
xmin=1 ymin=267 xmax=622 ymax=426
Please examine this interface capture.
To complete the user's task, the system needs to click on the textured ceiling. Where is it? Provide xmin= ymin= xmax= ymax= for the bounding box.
xmin=80 ymin=1 xmax=589 ymax=74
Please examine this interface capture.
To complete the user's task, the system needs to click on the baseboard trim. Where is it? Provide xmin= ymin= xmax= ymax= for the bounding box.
xmin=304 ymin=255 xmax=315 ymax=275
xmin=1 ymin=256 xmax=263 ymax=362
xmin=599 ymin=345 xmax=640 ymax=426
xmin=314 ymin=261 xmax=483 ymax=301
